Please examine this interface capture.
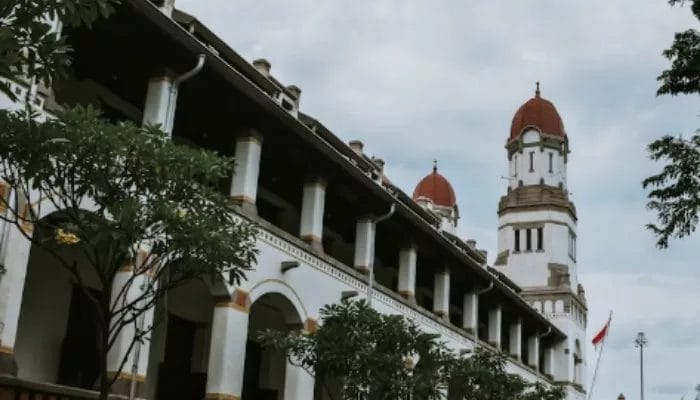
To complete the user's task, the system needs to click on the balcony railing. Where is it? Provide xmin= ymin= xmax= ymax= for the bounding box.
xmin=0 ymin=375 xmax=127 ymax=400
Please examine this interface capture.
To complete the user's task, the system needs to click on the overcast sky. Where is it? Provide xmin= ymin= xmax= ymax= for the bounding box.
xmin=176 ymin=1 xmax=700 ymax=399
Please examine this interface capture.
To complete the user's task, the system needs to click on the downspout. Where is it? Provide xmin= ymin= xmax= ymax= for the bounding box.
xmin=163 ymin=54 xmax=205 ymax=136
xmin=366 ymin=202 xmax=395 ymax=306
xmin=473 ymin=280 xmax=494 ymax=350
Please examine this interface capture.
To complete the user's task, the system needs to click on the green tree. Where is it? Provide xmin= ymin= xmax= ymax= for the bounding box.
xmin=260 ymin=299 xmax=565 ymax=400
xmin=0 ymin=105 xmax=258 ymax=399
xmin=0 ymin=0 xmax=119 ymax=101
xmin=447 ymin=349 xmax=564 ymax=400
xmin=259 ymin=298 xmax=452 ymax=400
xmin=643 ymin=0 xmax=700 ymax=248
xmin=0 ymin=1 xmax=259 ymax=399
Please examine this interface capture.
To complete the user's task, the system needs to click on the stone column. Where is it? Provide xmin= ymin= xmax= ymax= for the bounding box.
xmin=142 ymin=74 xmax=173 ymax=128
xmin=527 ymin=335 xmax=540 ymax=370
xmin=353 ymin=217 xmax=375 ymax=274
xmin=0 ymin=224 xmax=33 ymax=375
xmin=106 ymin=255 xmax=155 ymax=396
xmin=230 ymin=132 xmax=263 ymax=213
xmin=487 ymin=306 xmax=502 ymax=348
xmin=433 ymin=269 xmax=450 ymax=320
xmin=299 ymin=177 xmax=326 ymax=251
xmin=543 ymin=345 xmax=555 ymax=377
xmin=509 ymin=319 xmax=523 ymax=360
xmin=205 ymin=289 xmax=250 ymax=400
xmin=284 ymin=362 xmax=315 ymax=399
xmin=462 ymin=291 xmax=478 ymax=335
xmin=397 ymin=244 xmax=417 ymax=301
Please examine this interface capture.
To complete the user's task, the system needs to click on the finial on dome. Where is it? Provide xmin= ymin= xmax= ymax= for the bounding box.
xmin=535 ymin=81 xmax=541 ymax=97
xmin=433 ymin=159 xmax=438 ymax=173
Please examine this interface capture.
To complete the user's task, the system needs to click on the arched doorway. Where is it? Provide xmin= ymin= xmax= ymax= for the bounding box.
xmin=14 ymin=214 xmax=102 ymax=390
xmin=243 ymin=292 xmax=304 ymax=400
xmin=149 ymin=278 xmax=216 ymax=400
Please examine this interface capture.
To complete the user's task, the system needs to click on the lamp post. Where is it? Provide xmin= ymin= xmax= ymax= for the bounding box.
xmin=634 ymin=332 xmax=648 ymax=400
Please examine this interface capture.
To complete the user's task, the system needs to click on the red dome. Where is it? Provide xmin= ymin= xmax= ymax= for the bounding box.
xmin=413 ymin=166 xmax=456 ymax=208
xmin=510 ymin=87 xmax=565 ymax=141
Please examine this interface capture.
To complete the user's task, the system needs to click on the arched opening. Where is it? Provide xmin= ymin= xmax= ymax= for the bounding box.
xmin=149 ymin=278 xmax=216 ymax=400
xmin=243 ymin=292 xmax=304 ymax=399
xmin=14 ymin=213 xmax=103 ymax=390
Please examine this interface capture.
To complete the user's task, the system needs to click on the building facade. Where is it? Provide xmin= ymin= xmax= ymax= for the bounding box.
xmin=0 ymin=2 xmax=586 ymax=399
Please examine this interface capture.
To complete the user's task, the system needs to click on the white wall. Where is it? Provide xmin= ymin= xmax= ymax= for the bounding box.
xmin=509 ymin=130 xmax=567 ymax=190
xmin=235 ymin=224 xmax=551 ymax=388
xmin=496 ymin=209 xmax=578 ymax=290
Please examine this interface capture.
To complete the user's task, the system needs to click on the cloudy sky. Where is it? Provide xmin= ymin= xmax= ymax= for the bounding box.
xmin=176 ymin=1 xmax=700 ymax=399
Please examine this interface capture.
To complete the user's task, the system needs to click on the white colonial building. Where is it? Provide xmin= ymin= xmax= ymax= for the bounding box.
xmin=0 ymin=2 xmax=586 ymax=399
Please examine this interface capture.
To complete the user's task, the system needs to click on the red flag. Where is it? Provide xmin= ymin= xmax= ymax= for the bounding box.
xmin=592 ymin=318 xmax=611 ymax=348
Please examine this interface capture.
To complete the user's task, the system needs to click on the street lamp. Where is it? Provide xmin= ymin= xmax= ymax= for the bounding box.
xmin=634 ymin=332 xmax=648 ymax=400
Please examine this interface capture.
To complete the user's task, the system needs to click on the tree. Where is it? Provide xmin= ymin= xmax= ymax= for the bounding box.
xmin=0 ymin=105 xmax=258 ymax=399
xmin=643 ymin=0 xmax=700 ymax=248
xmin=0 ymin=1 xmax=259 ymax=399
xmin=259 ymin=298 xmax=452 ymax=400
xmin=0 ymin=0 xmax=120 ymax=102
xmin=447 ymin=349 xmax=565 ymax=400
xmin=260 ymin=299 xmax=565 ymax=400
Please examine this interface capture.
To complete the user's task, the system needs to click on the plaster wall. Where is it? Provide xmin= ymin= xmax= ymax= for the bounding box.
xmin=509 ymin=130 xmax=567 ymax=189
xmin=234 ymin=223 xmax=550 ymax=387
xmin=496 ymin=209 xmax=578 ymax=289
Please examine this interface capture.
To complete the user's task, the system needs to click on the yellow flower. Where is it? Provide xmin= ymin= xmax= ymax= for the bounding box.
xmin=55 ymin=228 xmax=80 ymax=245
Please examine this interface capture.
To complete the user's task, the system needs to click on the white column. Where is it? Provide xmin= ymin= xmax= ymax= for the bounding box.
xmin=487 ymin=306 xmax=502 ymax=348
xmin=543 ymin=346 xmax=554 ymax=377
xmin=284 ymin=362 xmax=315 ymax=399
xmin=509 ymin=319 xmax=522 ymax=360
xmin=206 ymin=291 xmax=250 ymax=400
xmin=106 ymin=265 xmax=155 ymax=393
xmin=527 ymin=335 xmax=540 ymax=370
xmin=299 ymin=177 xmax=326 ymax=251
xmin=230 ymin=133 xmax=263 ymax=212
xmin=433 ymin=269 xmax=450 ymax=319
xmin=0 ymin=225 xmax=32 ymax=375
xmin=397 ymin=245 xmax=417 ymax=301
xmin=142 ymin=74 xmax=172 ymax=128
xmin=462 ymin=291 xmax=478 ymax=334
xmin=353 ymin=217 xmax=375 ymax=274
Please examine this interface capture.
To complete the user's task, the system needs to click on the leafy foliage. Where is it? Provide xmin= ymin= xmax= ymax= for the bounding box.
xmin=643 ymin=134 xmax=700 ymax=247
xmin=447 ymin=349 xmax=564 ymax=400
xmin=644 ymin=0 xmax=700 ymax=247
xmin=260 ymin=299 xmax=451 ymax=400
xmin=0 ymin=105 xmax=258 ymax=396
xmin=260 ymin=299 xmax=565 ymax=400
xmin=0 ymin=0 xmax=119 ymax=101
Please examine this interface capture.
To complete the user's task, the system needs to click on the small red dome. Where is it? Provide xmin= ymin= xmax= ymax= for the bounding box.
xmin=510 ymin=86 xmax=565 ymax=141
xmin=413 ymin=165 xmax=456 ymax=208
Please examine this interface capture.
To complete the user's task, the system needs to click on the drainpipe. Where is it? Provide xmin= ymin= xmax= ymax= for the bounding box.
xmin=163 ymin=54 xmax=205 ymax=136
xmin=536 ymin=327 xmax=552 ymax=382
xmin=473 ymin=280 xmax=494 ymax=350
xmin=366 ymin=203 xmax=395 ymax=306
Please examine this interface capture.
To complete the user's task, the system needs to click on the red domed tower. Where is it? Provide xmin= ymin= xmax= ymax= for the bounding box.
xmin=413 ymin=162 xmax=459 ymax=233
xmin=509 ymin=83 xmax=566 ymax=142
xmin=494 ymin=84 xmax=587 ymax=397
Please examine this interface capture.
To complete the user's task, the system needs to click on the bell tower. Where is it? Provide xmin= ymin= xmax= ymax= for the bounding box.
xmin=493 ymin=84 xmax=587 ymax=397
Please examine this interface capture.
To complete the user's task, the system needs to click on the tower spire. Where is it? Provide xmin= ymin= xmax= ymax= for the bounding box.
xmin=433 ymin=159 xmax=438 ymax=173
xmin=535 ymin=81 xmax=541 ymax=97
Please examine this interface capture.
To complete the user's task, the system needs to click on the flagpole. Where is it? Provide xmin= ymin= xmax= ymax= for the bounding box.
xmin=588 ymin=310 xmax=613 ymax=400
